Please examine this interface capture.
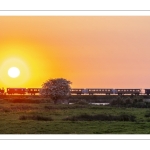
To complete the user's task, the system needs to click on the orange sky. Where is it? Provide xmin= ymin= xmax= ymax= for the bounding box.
xmin=0 ymin=16 xmax=150 ymax=89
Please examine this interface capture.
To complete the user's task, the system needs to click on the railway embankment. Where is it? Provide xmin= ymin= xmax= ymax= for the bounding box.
xmin=69 ymin=95 xmax=150 ymax=103
xmin=0 ymin=94 xmax=150 ymax=103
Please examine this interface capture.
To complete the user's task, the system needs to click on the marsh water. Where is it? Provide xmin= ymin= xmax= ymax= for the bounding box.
xmin=69 ymin=103 xmax=109 ymax=105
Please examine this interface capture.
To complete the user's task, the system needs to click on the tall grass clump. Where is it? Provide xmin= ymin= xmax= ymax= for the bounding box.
xmin=19 ymin=115 xmax=53 ymax=121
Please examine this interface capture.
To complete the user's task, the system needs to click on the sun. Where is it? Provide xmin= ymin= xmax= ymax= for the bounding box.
xmin=8 ymin=67 xmax=20 ymax=78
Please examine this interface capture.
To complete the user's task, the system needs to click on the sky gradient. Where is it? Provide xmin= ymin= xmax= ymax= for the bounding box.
xmin=0 ymin=16 xmax=150 ymax=89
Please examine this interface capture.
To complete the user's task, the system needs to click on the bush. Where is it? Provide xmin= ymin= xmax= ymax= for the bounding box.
xmin=74 ymin=99 xmax=88 ymax=105
xmin=19 ymin=115 xmax=53 ymax=121
xmin=110 ymin=96 xmax=147 ymax=108
xmin=145 ymin=111 xmax=150 ymax=117
xmin=134 ymin=102 xmax=146 ymax=108
xmin=145 ymin=103 xmax=150 ymax=108
xmin=63 ymin=113 xmax=136 ymax=122
xmin=118 ymin=113 xmax=136 ymax=121
xmin=110 ymin=97 xmax=123 ymax=106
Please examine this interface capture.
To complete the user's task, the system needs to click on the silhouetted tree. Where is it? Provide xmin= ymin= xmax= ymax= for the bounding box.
xmin=40 ymin=78 xmax=72 ymax=104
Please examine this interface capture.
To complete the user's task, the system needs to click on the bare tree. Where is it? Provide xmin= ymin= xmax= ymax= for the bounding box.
xmin=40 ymin=78 xmax=72 ymax=104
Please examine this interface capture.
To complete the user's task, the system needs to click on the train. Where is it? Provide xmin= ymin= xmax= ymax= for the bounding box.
xmin=0 ymin=88 xmax=41 ymax=95
xmin=0 ymin=87 xmax=150 ymax=95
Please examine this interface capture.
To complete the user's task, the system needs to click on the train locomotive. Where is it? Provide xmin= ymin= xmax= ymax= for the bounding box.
xmin=0 ymin=87 xmax=149 ymax=95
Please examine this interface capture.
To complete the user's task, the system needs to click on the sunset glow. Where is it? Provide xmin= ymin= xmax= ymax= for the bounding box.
xmin=0 ymin=16 xmax=150 ymax=89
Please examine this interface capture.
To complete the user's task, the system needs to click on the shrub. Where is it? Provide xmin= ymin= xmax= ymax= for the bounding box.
xmin=145 ymin=111 xmax=150 ymax=117
xmin=134 ymin=102 xmax=146 ymax=108
xmin=63 ymin=113 xmax=136 ymax=122
xmin=110 ymin=96 xmax=146 ymax=108
xmin=19 ymin=115 xmax=53 ymax=121
xmin=74 ymin=99 xmax=88 ymax=105
xmin=118 ymin=113 xmax=136 ymax=121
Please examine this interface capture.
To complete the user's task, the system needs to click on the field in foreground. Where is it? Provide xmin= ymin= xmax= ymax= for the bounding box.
xmin=0 ymin=96 xmax=150 ymax=134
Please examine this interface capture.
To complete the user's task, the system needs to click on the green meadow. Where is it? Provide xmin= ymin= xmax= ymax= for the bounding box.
xmin=0 ymin=95 xmax=150 ymax=134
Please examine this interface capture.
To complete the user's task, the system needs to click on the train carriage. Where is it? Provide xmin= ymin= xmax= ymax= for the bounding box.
xmin=144 ymin=89 xmax=150 ymax=95
xmin=7 ymin=88 xmax=26 ymax=95
xmin=114 ymin=89 xmax=141 ymax=95
xmin=27 ymin=88 xmax=41 ymax=95
xmin=0 ymin=88 xmax=5 ymax=95
xmin=70 ymin=89 xmax=85 ymax=95
xmin=87 ymin=88 xmax=113 ymax=95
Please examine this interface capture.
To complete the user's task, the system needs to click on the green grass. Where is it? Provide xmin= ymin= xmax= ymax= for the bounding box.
xmin=0 ymin=97 xmax=150 ymax=134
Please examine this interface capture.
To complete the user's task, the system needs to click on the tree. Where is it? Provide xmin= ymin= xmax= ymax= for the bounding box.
xmin=40 ymin=78 xmax=72 ymax=104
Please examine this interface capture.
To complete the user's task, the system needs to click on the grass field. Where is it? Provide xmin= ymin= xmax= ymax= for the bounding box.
xmin=0 ymin=95 xmax=150 ymax=134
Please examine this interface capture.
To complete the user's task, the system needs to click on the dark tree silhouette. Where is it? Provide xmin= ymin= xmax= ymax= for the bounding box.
xmin=40 ymin=78 xmax=72 ymax=104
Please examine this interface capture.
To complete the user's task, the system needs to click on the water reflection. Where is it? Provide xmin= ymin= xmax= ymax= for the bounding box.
xmin=69 ymin=103 xmax=109 ymax=105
